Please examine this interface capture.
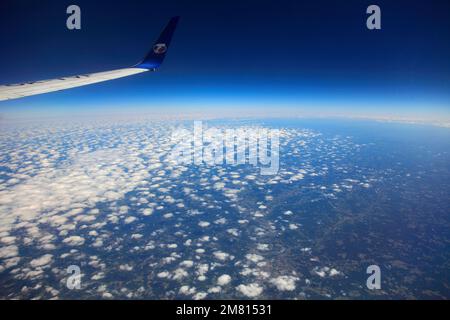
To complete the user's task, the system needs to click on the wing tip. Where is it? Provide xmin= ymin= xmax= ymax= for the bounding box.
xmin=135 ymin=16 xmax=180 ymax=70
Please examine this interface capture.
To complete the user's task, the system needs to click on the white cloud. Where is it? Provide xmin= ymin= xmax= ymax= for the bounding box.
xmin=198 ymin=221 xmax=210 ymax=228
xmin=213 ymin=182 xmax=225 ymax=190
xmin=0 ymin=147 xmax=150 ymax=236
xmin=329 ymin=268 xmax=341 ymax=276
xmin=102 ymin=292 xmax=113 ymax=299
xmin=208 ymin=286 xmax=222 ymax=294
xmin=91 ymin=273 xmax=105 ymax=280
xmin=179 ymin=285 xmax=196 ymax=295
xmin=214 ymin=218 xmax=227 ymax=224
xmin=270 ymin=276 xmax=299 ymax=291
xmin=142 ymin=208 xmax=153 ymax=216
xmin=313 ymin=266 xmax=341 ymax=277
xmin=25 ymin=269 xmax=44 ymax=279
xmin=245 ymin=253 xmax=264 ymax=263
xmin=227 ymin=228 xmax=239 ymax=236
xmin=157 ymin=271 xmax=170 ymax=278
xmin=172 ymin=268 xmax=188 ymax=280
xmin=236 ymin=283 xmax=263 ymax=298
xmin=30 ymin=254 xmax=53 ymax=268
xmin=193 ymin=292 xmax=207 ymax=300
xmin=0 ymin=245 xmax=19 ymax=259
xmin=289 ymin=224 xmax=299 ymax=230
xmin=180 ymin=260 xmax=194 ymax=268
xmin=2 ymin=257 xmax=20 ymax=270
xmin=62 ymin=236 xmax=85 ymax=246
xmin=92 ymin=239 xmax=103 ymax=247
xmin=196 ymin=263 xmax=209 ymax=277
xmin=124 ymin=216 xmax=137 ymax=224
xmin=119 ymin=264 xmax=133 ymax=271
xmin=217 ymin=274 xmax=231 ymax=286
xmin=119 ymin=206 xmax=129 ymax=214
xmin=0 ymin=236 xmax=16 ymax=245
xmin=257 ymin=243 xmax=269 ymax=251
xmin=213 ymin=251 xmax=230 ymax=261
xmin=40 ymin=243 xmax=56 ymax=250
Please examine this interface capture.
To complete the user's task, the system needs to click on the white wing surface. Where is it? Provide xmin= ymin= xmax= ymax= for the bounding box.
xmin=0 ymin=68 xmax=148 ymax=101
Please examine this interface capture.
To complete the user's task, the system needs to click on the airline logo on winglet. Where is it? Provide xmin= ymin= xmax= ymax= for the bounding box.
xmin=153 ymin=43 xmax=167 ymax=54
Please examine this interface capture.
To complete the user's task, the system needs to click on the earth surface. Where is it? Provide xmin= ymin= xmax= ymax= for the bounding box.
xmin=0 ymin=118 xmax=449 ymax=299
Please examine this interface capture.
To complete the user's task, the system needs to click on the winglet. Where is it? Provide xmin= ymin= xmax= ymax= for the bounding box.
xmin=135 ymin=16 xmax=180 ymax=70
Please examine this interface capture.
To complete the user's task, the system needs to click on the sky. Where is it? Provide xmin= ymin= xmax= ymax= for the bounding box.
xmin=0 ymin=0 xmax=449 ymax=121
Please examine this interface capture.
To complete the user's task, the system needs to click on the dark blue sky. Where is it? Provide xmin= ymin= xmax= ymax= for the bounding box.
xmin=0 ymin=0 xmax=449 ymax=119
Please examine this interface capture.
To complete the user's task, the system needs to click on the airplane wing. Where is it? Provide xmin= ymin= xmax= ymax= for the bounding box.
xmin=0 ymin=16 xmax=179 ymax=102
